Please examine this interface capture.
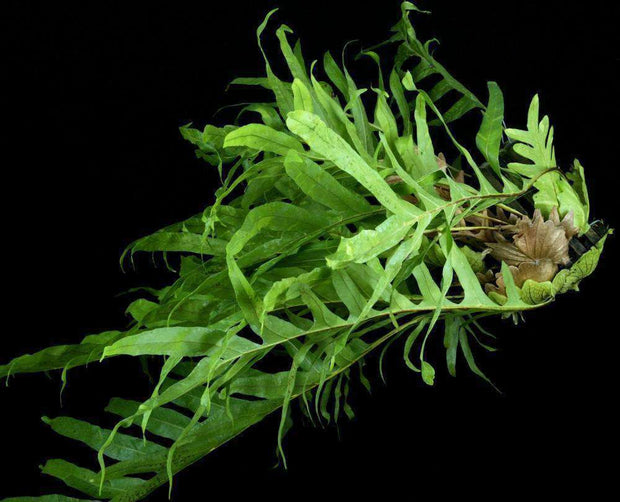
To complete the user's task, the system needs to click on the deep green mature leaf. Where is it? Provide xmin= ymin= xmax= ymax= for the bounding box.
xmin=237 ymin=103 xmax=284 ymax=130
xmin=128 ymin=232 xmax=227 ymax=256
xmin=0 ymin=331 xmax=123 ymax=379
xmin=42 ymin=416 xmax=166 ymax=461
xmin=41 ymin=459 xmax=145 ymax=499
xmin=386 ymin=1 xmax=483 ymax=120
xmin=323 ymin=51 xmax=349 ymax=98
xmin=105 ymin=398 xmax=191 ymax=440
xmin=476 ymin=82 xmax=504 ymax=176
xmin=103 ymin=326 xmax=258 ymax=359
xmin=458 ymin=331 xmax=498 ymax=391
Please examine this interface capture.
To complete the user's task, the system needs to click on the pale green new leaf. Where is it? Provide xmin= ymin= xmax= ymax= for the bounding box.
xmin=223 ymin=124 xmax=304 ymax=156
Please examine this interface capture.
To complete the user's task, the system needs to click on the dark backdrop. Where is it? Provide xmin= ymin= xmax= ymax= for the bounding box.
xmin=2 ymin=0 xmax=618 ymax=499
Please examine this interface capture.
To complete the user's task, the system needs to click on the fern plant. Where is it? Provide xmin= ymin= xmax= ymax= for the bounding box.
xmin=1 ymin=3 xmax=609 ymax=501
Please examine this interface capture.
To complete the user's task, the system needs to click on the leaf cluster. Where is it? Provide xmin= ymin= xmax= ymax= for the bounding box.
xmin=1 ymin=3 xmax=607 ymax=501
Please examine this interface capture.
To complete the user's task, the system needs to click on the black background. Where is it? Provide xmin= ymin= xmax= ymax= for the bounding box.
xmin=2 ymin=0 xmax=618 ymax=499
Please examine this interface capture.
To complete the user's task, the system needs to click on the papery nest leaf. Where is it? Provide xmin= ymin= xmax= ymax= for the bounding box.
xmin=487 ymin=208 xmax=574 ymax=267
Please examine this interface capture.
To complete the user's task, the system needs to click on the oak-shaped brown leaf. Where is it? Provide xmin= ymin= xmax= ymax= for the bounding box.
xmin=484 ymin=208 xmax=578 ymax=294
